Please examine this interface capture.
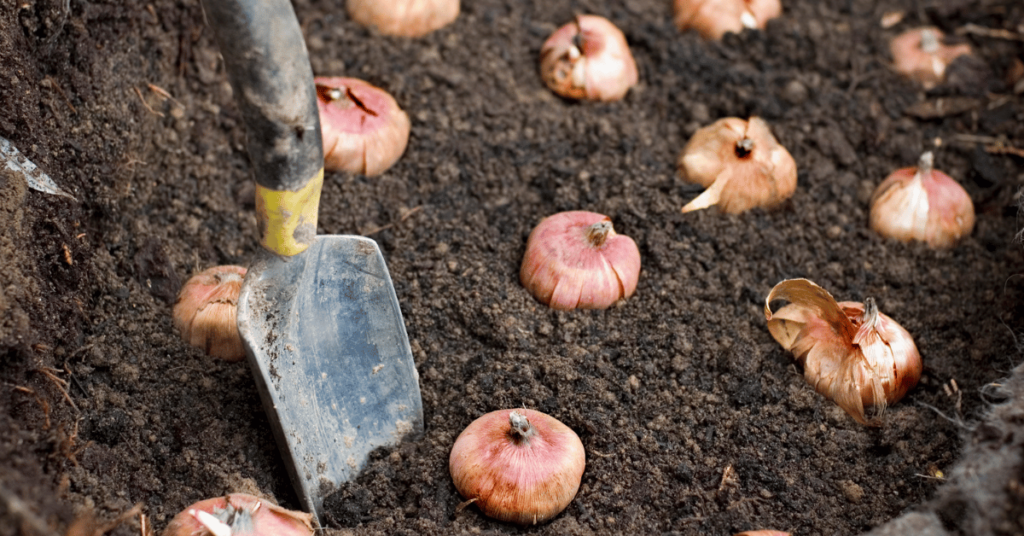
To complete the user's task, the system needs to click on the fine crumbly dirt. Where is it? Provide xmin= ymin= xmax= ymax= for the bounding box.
xmin=1 ymin=0 xmax=1023 ymax=535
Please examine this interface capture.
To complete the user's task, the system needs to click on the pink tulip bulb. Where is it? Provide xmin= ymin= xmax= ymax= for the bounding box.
xmin=520 ymin=211 xmax=641 ymax=310
xmin=315 ymin=77 xmax=411 ymax=177
xmin=449 ymin=409 xmax=586 ymax=525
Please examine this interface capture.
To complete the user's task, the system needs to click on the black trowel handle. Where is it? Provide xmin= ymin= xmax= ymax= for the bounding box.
xmin=203 ymin=0 xmax=325 ymax=256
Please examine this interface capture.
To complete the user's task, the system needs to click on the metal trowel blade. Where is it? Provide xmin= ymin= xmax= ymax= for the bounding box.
xmin=237 ymin=235 xmax=423 ymax=526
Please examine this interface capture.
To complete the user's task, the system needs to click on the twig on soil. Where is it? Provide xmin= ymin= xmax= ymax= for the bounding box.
xmin=67 ymin=371 xmax=90 ymax=399
xmin=133 ymin=87 xmax=165 ymax=117
xmin=979 ymin=382 xmax=1009 ymax=405
xmin=146 ymin=83 xmax=180 ymax=106
xmin=986 ymin=145 xmax=1024 ymax=158
xmin=42 ymin=0 xmax=71 ymax=47
xmin=362 ymin=205 xmax=424 ymax=236
xmin=915 ymin=401 xmax=967 ymax=429
xmin=42 ymin=77 xmax=77 ymax=115
xmin=35 ymin=366 xmax=80 ymax=414
xmin=718 ymin=464 xmax=738 ymax=492
xmin=5 ymin=383 xmax=51 ymax=429
xmin=57 ymin=418 xmax=92 ymax=466
xmin=955 ymin=23 xmax=1024 ymax=42
xmin=70 ymin=343 xmax=95 ymax=359
xmin=949 ymin=134 xmax=1024 ymax=158
xmin=455 ymin=497 xmax=478 ymax=513
xmin=724 ymin=496 xmax=765 ymax=513
xmin=944 ymin=378 xmax=963 ymax=417
xmin=0 ymin=481 xmax=62 ymax=536
xmin=94 ymin=503 xmax=143 ymax=536
xmin=66 ymin=503 xmax=144 ymax=536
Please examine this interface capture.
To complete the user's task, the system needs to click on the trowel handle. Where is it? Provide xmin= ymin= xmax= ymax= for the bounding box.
xmin=203 ymin=0 xmax=324 ymax=256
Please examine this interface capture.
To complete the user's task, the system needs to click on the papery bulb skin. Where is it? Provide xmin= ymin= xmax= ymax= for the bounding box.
xmin=315 ymin=77 xmax=411 ymax=177
xmin=735 ymin=532 xmax=792 ymax=536
xmin=679 ymin=117 xmax=796 ymax=214
xmin=674 ymin=0 xmax=782 ymax=40
xmin=347 ymin=0 xmax=459 ymax=37
xmin=870 ymin=152 xmax=975 ymax=248
xmin=520 ymin=211 xmax=641 ymax=310
xmin=890 ymin=28 xmax=972 ymax=89
xmin=539 ymin=15 xmax=638 ymax=102
xmin=173 ymin=265 xmax=247 ymax=362
xmin=162 ymin=494 xmax=313 ymax=536
xmin=449 ymin=409 xmax=586 ymax=525
xmin=765 ymin=279 xmax=922 ymax=425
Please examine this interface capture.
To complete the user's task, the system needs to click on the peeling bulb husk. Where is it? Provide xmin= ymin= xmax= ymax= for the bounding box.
xmin=539 ymin=15 xmax=638 ymax=101
xmin=679 ymin=117 xmax=796 ymax=214
xmin=173 ymin=265 xmax=248 ymax=362
xmin=764 ymin=279 xmax=922 ymax=425
xmin=163 ymin=494 xmax=313 ymax=536
xmin=674 ymin=0 xmax=782 ymax=40
xmin=869 ymin=151 xmax=975 ymax=248
xmin=890 ymin=27 xmax=972 ymax=89
xmin=191 ymin=510 xmax=231 ymax=536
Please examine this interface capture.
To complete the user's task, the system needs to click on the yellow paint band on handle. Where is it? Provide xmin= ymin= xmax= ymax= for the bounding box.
xmin=254 ymin=168 xmax=323 ymax=256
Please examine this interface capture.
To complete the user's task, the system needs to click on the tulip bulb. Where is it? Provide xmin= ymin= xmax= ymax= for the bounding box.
xmin=679 ymin=117 xmax=797 ymax=214
xmin=674 ymin=0 xmax=782 ymax=40
xmin=765 ymin=279 xmax=922 ymax=425
xmin=520 ymin=211 xmax=641 ymax=310
xmin=173 ymin=265 xmax=247 ymax=362
xmin=870 ymin=151 xmax=975 ymax=248
xmin=890 ymin=28 xmax=972 ymax=89
xmin=539 ymin=15 xmax=638 ymax=102
xmin=162 ymin=494 xmax=313 ymax=536
xmin=735 ymin=532 xmax=791 ymax=536
xmin=347 ymin=0 xmax=459 ymax=37
xmin=315 ymin=77 xmax=411 ymax=177
xmin=449 ymin=409 xmax=586 ymax=525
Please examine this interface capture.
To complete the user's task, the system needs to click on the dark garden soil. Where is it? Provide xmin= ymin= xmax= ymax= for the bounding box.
xmin=2 ymin=0 xmax=1024 ymax=535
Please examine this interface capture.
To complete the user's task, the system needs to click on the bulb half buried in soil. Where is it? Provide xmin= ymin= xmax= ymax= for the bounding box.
xmin=539 ymin=15 xmax=638 ymax=102
xmin=315 ymin=77 xmax=411 ymax=177
xmin=869 ymin=151 xmax=975 ymax=248
xmin=520 ymin=211 xmax=641 ymax=310
xmin=172 ymin=265 xmax=247 ymax=362
xmin=674 ymin=0 xmax=782 ymax=40
xmin=679 ymin=116 xmax=796 ymax=214
xmin=449 ymin=408 xmax=586 ymax=525
xmin=346 ymin=0 xmax=459 ymax=37
xmin=764 ymin=279 xmax=922 ymax=425
xmin=890 ymin=27 xmax=972 ymax=89
xmin=162 ymin=493 xmax=313 ymax=536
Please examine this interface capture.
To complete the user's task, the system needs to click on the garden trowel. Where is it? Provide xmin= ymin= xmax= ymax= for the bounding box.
xmin=202 ymin=0 xmax=423 ymax=526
